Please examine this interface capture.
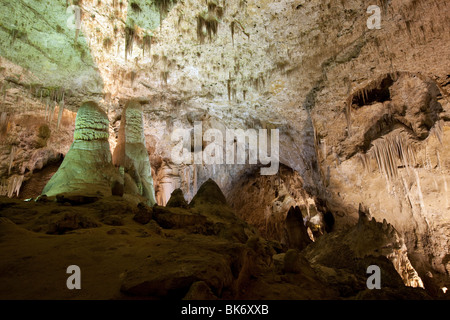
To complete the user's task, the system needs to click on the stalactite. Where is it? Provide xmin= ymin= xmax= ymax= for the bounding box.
xmin=227 ymin=74 xmax=232 ymax=101
xmin=3 ymin=81 xmax=8 ymax=102
xmin=197 ymin=10 xmax=219 ymax=43
xmin=424 ymin=145 xmax=432 ymax=170
xmin=7 ymin=175 xmax=23 ymax=198
xmin=230 ymin=20 xmax=235 ymax=46
xmin=125 ymin=22 xmax=136 ymax=61
xmin=429 ymin=119 xmax=443 ymax=144
xmin=8 ymin=146 xmax=16 ymax=175
xmin=345 ymin=96 xmax=352 ymax=137
xmin=436 ymin=150 xmax=442 ymax=172
xmin=143 ymin=33 xmax=152 ymax=57
xmin=359 ymin=130 xmax=418 ymax=183
xmin=359 ymin=153 xmax=371 ymax=172
xmin=56 ymin=91 xmax=65 ymax=130
xmin=153 ymin=0 xmax=178 ymax=26
xmin=39 ymin=87 xmax=43 ymax=106
xmin=0 ymin=178 xmax=6 ymax=196
xmin=44 ymin=97 xmax=50 ymax=121
xmin=0 ymin=112 xmax=7 ymax=136
xmin=49 ymin=102 xmax=56 ymax=125
xmin=414 ymin=170 xmax=427 ymax=216
xmin=57 ymin=105 xmax=64 ymax=130
xmin=230 ymin=19 xmax=250 ymax=44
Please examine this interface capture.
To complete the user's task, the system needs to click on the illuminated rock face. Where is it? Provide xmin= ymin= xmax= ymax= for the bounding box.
xmin=112 ymin=101 xmax=157 ymax=206
xmin=42 ymin=101 xmax=119 ymax=197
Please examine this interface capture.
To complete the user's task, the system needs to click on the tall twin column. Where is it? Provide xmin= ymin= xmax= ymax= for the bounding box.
xmin=42 ymin=101 xmax=157 ymax=207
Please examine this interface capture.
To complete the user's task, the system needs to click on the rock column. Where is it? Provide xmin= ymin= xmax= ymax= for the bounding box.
xmin=112 ymin=101 xmax=156 ymax=206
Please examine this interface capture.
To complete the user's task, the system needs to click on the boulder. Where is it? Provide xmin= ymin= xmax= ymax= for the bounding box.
xmin=120 ymin=249 xmax=234 ymax=299
xmin=101 ymin=215 xmax=124 ymax=226
xmin=55 ymin=193 xmax=99 ymax=205
xmin=47 ymin=212 xmax=100 ymax=234
xmin=133 ymin=202 xmax=153 ymax=225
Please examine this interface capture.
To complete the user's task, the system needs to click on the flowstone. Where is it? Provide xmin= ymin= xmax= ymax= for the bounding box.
xmin=42 ymin=101 xmax=120 ymax=197
xmin=112 ymin=101 xmax=157 ymax=206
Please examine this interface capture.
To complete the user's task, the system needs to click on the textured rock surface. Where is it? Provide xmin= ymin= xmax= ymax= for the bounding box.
xmin=42 ymin=101 xmax=119 ymax=197
xmin=0 ymin=0 xmax=449 ymax=299
xmin=166 ymin=188 xmax=189 ymax=208
xmin=112 ymin=101 xmax=157 ymax=206
xmin=304 ymin=204 xmax=425 ymax=295
xmin=283 ymin=206 xmax=312 ymax=251
xmin=228 ymin=164 xmax=319 ymax=242
xmin=0 ymin=178 xmax=440 ymax=300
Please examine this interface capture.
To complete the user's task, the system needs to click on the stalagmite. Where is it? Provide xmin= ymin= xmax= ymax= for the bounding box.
xmin=283 ymin=206 xmax=312 ymax=251
xmin=42 ymin=101 xmax=120 ymax=197
xmin=112 ymin=101 xmax=157 ymax=206
xmin=156 ymin=162 xmax=174 ymax=206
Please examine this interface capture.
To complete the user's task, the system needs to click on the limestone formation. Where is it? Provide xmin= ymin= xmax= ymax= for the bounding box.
xmin=42 ymin=101 xmax=120 ymax=197
xmin=166 ymin=188 xmax=189 ymax=208
xmin=0 ymin=0 xmax=449 ymax=301
xmin=112 ymin=101 xmax=157 ymax=206
xmin=189 ymin=178 xmax=227 ymax=207
xmin=304 ymin=207 xmax=425 ymax=291
xmin=283 ymin=206 xmax=313 ymax=251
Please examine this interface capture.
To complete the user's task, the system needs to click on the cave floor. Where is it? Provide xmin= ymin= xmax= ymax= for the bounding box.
xmin=0 ymin=196 xmax=441 ymax=300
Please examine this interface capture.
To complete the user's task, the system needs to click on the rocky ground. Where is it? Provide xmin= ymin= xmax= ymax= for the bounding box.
xmin=0 ymin=179 xmax=444 ymax=300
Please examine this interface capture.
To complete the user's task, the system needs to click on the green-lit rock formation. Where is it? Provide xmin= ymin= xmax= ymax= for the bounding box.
xmin=113 ymin=101 xmax=157 ymax=206
xmin=42 ymin=101 xmax=119 ymax=197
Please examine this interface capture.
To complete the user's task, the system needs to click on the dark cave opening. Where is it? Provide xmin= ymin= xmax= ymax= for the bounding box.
xmin=19 ymin=155 xmax=64 ymax=199
xmin=351 ymin=74 xmax=394 ymax=108
xmin=228 ymin=163 xmax=336 ymax=245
